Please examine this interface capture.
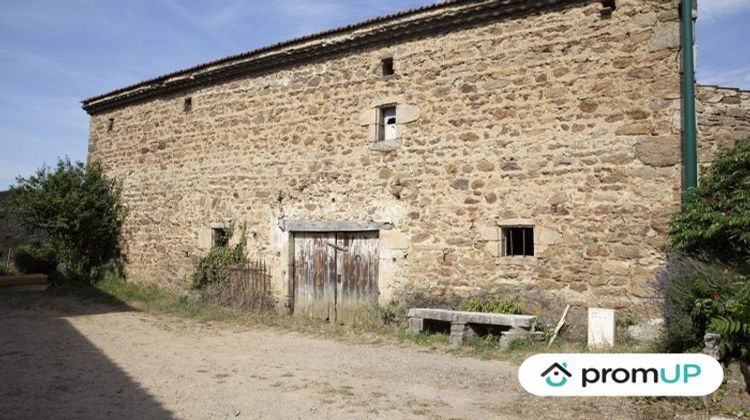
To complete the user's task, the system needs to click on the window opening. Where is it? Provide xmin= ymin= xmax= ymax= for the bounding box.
xmin=503 ymin=227 xmax=534 ymax=257
xmin=212 ymin=228 xmax=229 ymax=248
xmin=377 ymin=106 xmax=397 ymax=142
xmin=381 ymin=57 xmax=394 ymax=76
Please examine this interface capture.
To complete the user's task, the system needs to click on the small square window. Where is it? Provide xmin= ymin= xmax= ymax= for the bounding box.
xmin=107 ymin=118 xmax=114 ymax=132
xmin=377 ymin=106 xmax=397 ymax=142
xmin=381 ymin=57 xmax=394 ymax=76
xmin=183 ymin=97 xmax=192 ymax=113
xmin=212 ymin=228 xmax=229 ymax=248
xmin=503 ymin=227 xmax=534 ymax=257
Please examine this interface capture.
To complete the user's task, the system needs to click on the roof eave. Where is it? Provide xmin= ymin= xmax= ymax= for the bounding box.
xmin=82 ymin=0 xmax=584 ymax=115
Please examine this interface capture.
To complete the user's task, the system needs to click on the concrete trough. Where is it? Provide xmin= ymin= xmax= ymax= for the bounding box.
xmin=407 ymin=308 xmax=537 ymax=347
xmin=0 ymin=274 xmax=49 ymax=292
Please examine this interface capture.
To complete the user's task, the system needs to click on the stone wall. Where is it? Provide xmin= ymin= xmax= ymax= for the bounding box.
xmin=87 ymin=0 xmax=685 ymax=316
xmin=697 ymin=85 xmax=750 ymax=166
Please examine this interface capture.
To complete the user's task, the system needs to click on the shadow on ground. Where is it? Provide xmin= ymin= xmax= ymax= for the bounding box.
xmin=0 ymin=286 xmax=174 ymax=419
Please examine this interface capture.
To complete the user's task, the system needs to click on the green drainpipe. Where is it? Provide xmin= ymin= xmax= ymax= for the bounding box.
xmin=682 ymin=0 xmax=698 ymax=190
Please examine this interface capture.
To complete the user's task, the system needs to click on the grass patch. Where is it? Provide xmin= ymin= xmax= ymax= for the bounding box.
xmin=397 ymin=331 xmax=450 ymax=348
xmin=62 ymin=278 xmax=396 ymax=341
xmin=97 ymin=278 xmax=237 ymax=322
xmin=54 ymin=278 xmax=650 ymax=363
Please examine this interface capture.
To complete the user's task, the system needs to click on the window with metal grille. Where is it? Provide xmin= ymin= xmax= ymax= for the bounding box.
xmin=376 ymin=106 xmax=397 ymax=142
xmin=503 ymin=227 xmax=534 ymax=257
xmin=212 ymin=228 xmax=229 ymax=248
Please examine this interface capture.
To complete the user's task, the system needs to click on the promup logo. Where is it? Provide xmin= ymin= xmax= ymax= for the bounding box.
xmin=519 ymin=354 xmax=723 ymax=397
xmin=541 ymin=362 xmax=571 ymax=387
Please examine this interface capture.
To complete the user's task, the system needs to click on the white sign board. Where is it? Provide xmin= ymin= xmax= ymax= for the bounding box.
xmin=588 ymin=308 xmax=615 ymax=348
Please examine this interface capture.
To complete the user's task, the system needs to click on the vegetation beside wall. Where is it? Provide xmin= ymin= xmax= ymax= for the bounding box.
xmin=12 ymin=240 xmax=57 ymax=275
xmin=461 ymin=297 xmax=524 ymax=314
xmin=9 ymin=158 xmax=126 ymax=283
xmin=670 ymin=137 xmax=750 ymax=270
xmin=663 ymin=137 xmax=750 ymax=392
xmin=191 ymin=225 xmax=247 ymax=289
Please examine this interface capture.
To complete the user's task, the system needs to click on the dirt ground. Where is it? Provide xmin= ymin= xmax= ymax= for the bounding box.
xmin=0 ymin=292 xmax=712 ymax=419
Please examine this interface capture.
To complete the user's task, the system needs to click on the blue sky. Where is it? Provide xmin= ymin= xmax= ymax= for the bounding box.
xmin=1 ymin=0 xmax=748 ymax=189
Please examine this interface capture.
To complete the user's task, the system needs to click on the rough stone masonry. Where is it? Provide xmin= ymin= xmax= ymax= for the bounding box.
xmin=82 ymin=0 xmax=750 ymax=318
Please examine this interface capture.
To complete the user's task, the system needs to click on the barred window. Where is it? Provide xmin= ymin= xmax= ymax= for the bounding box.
xmin=503 ymin=227 xmax=534 ymax=257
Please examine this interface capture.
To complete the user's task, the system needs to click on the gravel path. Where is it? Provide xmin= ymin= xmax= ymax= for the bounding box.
xmin=0 ymin=293 xmax=638 ymax=419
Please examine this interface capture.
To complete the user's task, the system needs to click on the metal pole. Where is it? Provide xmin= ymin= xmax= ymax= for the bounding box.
xmin=682 ymin=0 xmax=698 ymax=190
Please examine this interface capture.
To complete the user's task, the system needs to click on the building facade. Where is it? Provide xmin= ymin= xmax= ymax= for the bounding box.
xmin=83 ymin=0 xmax=749 ymax=320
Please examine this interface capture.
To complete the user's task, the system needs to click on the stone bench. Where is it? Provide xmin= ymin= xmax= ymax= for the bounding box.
xmin=0 ymin=274 xmax=49 ymax=292
xmin=407 ymin=308 xmax=537 ymax=347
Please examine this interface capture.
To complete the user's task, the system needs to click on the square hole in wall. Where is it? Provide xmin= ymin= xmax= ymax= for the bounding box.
xmin=381 ymin=57 xmax=394 ymax=76
xmin=503 ymin=226 xmax=534 ymax=257
xmin=107 ymin=118 xmax=114 ymax=132
xmin=212 ymin=227 xmax=229 ymax=248
xmin=183 ymin=97 xmax=192 ymax=113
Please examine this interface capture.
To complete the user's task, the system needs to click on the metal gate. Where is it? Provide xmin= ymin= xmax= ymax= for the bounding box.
xmin=292 ymin=231 xmax=379 ymax=323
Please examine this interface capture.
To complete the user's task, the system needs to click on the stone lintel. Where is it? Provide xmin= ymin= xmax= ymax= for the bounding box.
xmin=280 ymin=219 xmax=393 ymax=232
xmin=497 ymin=218 xmax=534 ymax=227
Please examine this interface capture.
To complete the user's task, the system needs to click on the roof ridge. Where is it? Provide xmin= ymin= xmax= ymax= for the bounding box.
xmin=82 ymin=0 xmax=471 ymax=107
xmin=82 ymin=0 xmax=585 ymax=114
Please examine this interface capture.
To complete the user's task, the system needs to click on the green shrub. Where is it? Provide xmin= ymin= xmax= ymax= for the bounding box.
xmin=664 ymin=137 xmax=750 ymax=375
xmin=12 ymin=241 xmax=57 ymax=274
xmin=655 ymin=255 xmax=735 ymax=352
xmin=10 ymin=159 xmax=126 ymax=282
xmin=670 ymin=137 xmax=750 ymax=271
xmin=192 ymin=227 xmax=247 ymax=289
xmin=656 ymin=255 xmax=749 ymax=362
xmin=0 ymin=260 xmax=17 ymax=276
xmin=461 ymin=296 xmax=524 ymax=314
xmin=702 ymin=281 xmax=750 ymax=361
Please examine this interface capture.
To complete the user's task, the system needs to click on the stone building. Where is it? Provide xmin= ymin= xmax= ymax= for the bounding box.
xmin=82 ymin=0 xmax=750 ymax=321
xmin=695 ymin=86 xmax=750 ymax=167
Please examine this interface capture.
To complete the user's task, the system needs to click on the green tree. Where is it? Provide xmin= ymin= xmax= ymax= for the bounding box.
xmin=670 ymin=137 xmax=750 ymax=271
xmin=10 ymin=158 xmax=127 ymax=282
xmin=667 ymin=137 xmax=750 ymax=392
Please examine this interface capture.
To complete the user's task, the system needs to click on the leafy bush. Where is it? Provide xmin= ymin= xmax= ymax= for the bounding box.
xmin=461 ymin=296 xmax=524 ymax=314
xmin=664 ymin=137 xmax=750 ymax=392
xmin=656 ymin=253 xmax=749 ymax=392
xmin=670 ymin=137 xmax=750 ymax=270
xmin=0 ymin=260 xmax=17 ymax=276
xmin=10 ymin=159 xmax=126 ymax=282
xmin=654 ymin=255 xmax=740 ymax=353
xmin=12 ymin=241 xmax=57 ymax=274
xmin=702 ymin=281 xmax=750 ymax=361
xmin=192 ymin=227 xmax=247 ymax=289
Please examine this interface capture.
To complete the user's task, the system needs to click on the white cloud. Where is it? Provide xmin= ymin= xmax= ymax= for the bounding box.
xmin=699 ymin=0 xmax=750 ymax=22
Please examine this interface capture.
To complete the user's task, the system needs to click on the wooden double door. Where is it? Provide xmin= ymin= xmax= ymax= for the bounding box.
xmin=292 ymin=231 xmax=379 ymax=323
